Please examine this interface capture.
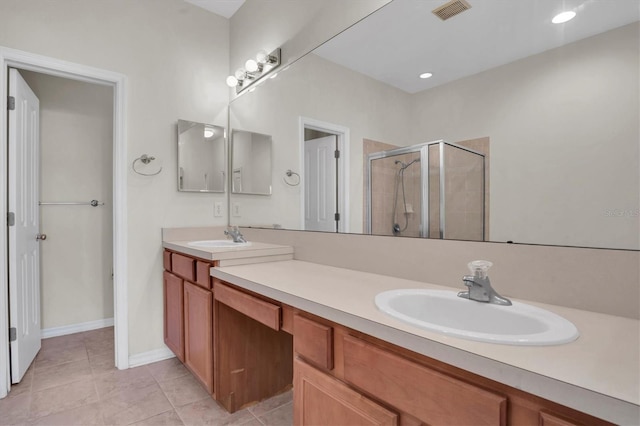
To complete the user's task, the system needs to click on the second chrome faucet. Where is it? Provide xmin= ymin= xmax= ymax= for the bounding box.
xmin=224 ymin=226 xmax=247 ymax=243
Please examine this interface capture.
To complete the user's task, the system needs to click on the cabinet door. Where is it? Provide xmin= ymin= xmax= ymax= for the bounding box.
xmin=294 ymin=358 xmax=398 ymax=426
xmin=184 ymin=281 xmax=214 ymax=393
xmin=163 ymin=271 xmax=184 ymax=362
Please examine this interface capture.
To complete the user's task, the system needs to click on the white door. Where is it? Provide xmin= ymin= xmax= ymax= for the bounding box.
xmin=8 ymin=68 xmax=42 ymax=383
xmin=304 ymin=135 xmax=338 ymax=232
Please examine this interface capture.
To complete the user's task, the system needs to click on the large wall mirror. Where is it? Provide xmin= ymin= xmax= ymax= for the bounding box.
xmin=229 ymin=0 xmax=639 ymax=250
xmin=178 ymin=119 xmax=226 ymax=192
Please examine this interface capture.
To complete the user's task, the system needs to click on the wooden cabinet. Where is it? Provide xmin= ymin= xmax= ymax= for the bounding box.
xmin=162 ymin=252 xmax=614 ymax=424
xmin=293 ymin=358 xmax=398 ymax=426
xmin=214 ymin=280 xmax=293 ymax=413
xmin=291 ymin=312 xmax=612 ymax=426
xmin=163 ymin=249 xmax=217 ymax=393
xmin=342 ymin=335 xmax=506 ymax=425
xmin=184 ymin=281 xmax=214 ymax=393
xmin=163 ymin=271 xmax=184 ymax=362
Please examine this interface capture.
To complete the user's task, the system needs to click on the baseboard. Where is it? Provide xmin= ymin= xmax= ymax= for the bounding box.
xmin=41 ymin=318 xmax=115 ymax=339
xmin=128 ymin=347 xmax=175 ymax=368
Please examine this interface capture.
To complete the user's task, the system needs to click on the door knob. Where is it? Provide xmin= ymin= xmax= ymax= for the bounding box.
xmin=36 ymin=234 xmax=47 ymax=241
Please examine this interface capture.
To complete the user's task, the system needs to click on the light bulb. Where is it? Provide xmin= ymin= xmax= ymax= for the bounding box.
xmin=235 ymin=68 xmax=246 ymax=80
xmin=419 ymin=72 xmax=433 ymax=79
xmin=256 ymin=50 xmax=268 ymax=64
xmin=245 ymin=59 xmax=259 ymax=72
xmin=552 ymin=11 xmax=576 ymax=24
xmin=226 ymin=75 xmax=238 ymax=87
xmin=204 ymin=128 xmax=215 ymax=138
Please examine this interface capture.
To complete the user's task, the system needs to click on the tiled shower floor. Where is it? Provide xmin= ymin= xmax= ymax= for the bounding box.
xmin=0 ymin=327 xmax=293 ymax=425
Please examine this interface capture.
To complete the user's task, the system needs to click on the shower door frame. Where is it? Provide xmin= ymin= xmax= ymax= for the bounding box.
xmin=365 ymin=140 xmax=485 ymax=240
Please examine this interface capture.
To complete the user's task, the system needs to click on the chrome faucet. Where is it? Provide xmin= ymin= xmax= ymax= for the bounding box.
xmin=457 ymin=260 xmax=512 ymax=306
xmin=224 ymin=226 xmax=246 ymax=243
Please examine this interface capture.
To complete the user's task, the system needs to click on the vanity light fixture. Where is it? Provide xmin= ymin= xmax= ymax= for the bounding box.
xmin=552 ymin=11 xmax=576 ymax=24
xmin=226 ymin=48 xmax=281 ymax=94
xmin=419 ymin=72 xmax=433 ymax=79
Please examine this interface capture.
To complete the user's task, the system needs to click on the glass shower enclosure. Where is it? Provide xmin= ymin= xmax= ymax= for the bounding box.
xmin=365 ymin=140 xmax=486 ymax=241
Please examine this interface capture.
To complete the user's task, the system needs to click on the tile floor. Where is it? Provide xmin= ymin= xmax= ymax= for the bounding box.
xmin=0 ymin=327 xmax=293 ymax=425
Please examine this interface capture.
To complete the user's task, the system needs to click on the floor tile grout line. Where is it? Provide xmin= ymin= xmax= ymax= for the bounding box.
xmin=90 ymin=345 xmax=109 ymax=426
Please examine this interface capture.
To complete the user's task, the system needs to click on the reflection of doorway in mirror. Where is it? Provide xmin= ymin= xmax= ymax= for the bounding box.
xmin=300 ymin=118 xmax=350 ymax=233
xmin=232 ymin=167 xmax=243 ymax=193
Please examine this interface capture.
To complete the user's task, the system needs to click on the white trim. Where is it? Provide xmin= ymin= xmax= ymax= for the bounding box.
xmin=41 ymin=318 xmax=115 ymax=339
xmin=0 ymin=46 xmax=129 ymax=399
xmin=298 ymin=117 xmax=350 ymax=233
xmin=128 ymin=347 xmax=175 ymax=368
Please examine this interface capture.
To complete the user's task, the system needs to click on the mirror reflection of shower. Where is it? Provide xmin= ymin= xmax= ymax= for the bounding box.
xmin=392 ymin=158 xmax=421 ymax=235
xmin=366 ymin=140 xmax=487 ymax=241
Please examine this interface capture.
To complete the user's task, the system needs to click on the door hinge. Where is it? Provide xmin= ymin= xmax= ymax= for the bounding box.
xmin=334 ymin=149 xmax=340 ymax=159
xmin=334 ymin=212 xmax=340 ymax=221
xmin=7 ymin=212 xmax=15 ymax=227
xmin=9 ymin=327 xmax=17 ymax=342
xmin=8 ymin=96 xmax=15 ymax=111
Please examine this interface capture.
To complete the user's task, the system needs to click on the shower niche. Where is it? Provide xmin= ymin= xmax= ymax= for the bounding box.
xmin=366 ymin=140 xmax=486 ymax=241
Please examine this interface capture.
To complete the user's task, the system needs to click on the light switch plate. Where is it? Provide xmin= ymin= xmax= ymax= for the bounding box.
xmin=232 ymin=203 xmax=241 ymax=217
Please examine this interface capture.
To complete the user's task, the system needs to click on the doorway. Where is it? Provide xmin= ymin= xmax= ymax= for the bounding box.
xmin=299 ymin=117 xmax=350 ymax=233
xmin=19 ymin=69 xmax=114 ymax=359
xmin=0 ymin=47 xmax=129 ymax=398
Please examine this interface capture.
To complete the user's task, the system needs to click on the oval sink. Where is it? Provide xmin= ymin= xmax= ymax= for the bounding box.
xmin=375 ymin=289 xmax=579 ymax=345
xmin=187 ymin=240 xmax=252 ymax=248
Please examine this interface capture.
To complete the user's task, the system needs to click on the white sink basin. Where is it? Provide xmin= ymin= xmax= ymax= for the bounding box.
xmin=375 ymin=289 xmax=579 ymax=346
xmin=187 ymin=240 xmax=252 ymax=248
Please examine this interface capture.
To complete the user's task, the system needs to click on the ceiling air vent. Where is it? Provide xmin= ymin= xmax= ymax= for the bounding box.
xmin=432 ymin=0 xmax=472 ymax=21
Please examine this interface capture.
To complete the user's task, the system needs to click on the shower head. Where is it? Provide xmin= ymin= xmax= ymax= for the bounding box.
xmin=396 ymin=158 xmax=421 ymax=170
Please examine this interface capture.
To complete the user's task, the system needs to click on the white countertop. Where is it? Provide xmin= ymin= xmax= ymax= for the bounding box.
xmin=210 ymin=260 xmax=640 ymax=425
xmin=162 ymin=240 xmax=293 ymax=262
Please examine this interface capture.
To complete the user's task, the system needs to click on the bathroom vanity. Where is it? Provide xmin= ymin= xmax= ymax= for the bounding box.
xmin=161 ymin=228 xmax=294 ymax=402
xmin=161 ymin=230 xmax=638 ymax=425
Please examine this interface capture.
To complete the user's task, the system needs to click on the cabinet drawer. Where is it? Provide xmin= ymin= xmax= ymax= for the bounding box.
xmin=195 ymin=261 xmax=212 ymax=289
xmin=343 ymin=336 xmax=506 ymax=426
xmin=163 ymin=250 xmax=172 ymax=271
xmin=293 ymin=314 xmax=333 ymax=370
xmin=171 ymin=253 xmax=195 ymax=281
xmin=214 ymin=282 xmax=280 ymax=331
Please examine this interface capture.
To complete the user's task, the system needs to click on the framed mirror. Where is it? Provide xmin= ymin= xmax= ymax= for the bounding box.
xmin=231 ymin=129 xmax=273 ymax=195
xmin=228 ymin=0 xmax=639 ymax=250
xmin=177 ymin=119 xmax=226 ymax=193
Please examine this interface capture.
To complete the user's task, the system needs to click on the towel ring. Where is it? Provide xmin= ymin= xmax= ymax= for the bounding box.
xmin=283 ymin=169 xmax=300 ymax=186
xmin=133 ymin=154 xmax=162 ymax=176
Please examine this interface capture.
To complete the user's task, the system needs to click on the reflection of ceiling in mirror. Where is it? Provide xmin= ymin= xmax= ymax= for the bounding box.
xmin=183 ymin=0 xmax=245 ymax=18
xmin=314 ymin=0 xmax=640 ymax=93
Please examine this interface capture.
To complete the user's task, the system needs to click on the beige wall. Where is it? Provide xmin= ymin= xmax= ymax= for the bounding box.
xmin=21 ymin=71 xmax=114 ymax=330
xmin=0 ymin=0 xmax=229 ymax=356
xmin=411 ymin=23 xmax=639 ymax=249
xmin=242 ymin=227 xmax=640 ymax=320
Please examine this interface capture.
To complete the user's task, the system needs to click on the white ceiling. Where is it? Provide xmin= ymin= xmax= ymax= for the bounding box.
xmin=184 ymin=0 xmax=245 ymax=18
xmin=314 ymin=0 xmax=640 ymax=94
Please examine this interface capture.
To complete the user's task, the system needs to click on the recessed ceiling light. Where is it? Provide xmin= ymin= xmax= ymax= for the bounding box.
xmin=552 ymin=11 xmax=576 ymax=24
xmin=419 ymin=72 xmax=433 ymax=79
